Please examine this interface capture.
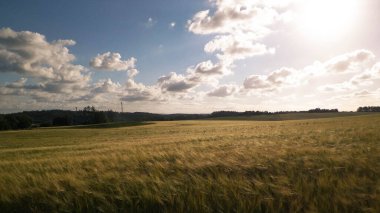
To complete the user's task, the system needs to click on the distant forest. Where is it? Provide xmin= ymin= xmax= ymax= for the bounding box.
xmin=357 ymin=106 xmax=380 ymax=112
xmin=0 ymin=106 xmax=379 ymax=131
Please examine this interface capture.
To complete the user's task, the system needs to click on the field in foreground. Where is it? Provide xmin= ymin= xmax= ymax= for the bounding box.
xmin=0 ymin=114 xmax=379 ymax=212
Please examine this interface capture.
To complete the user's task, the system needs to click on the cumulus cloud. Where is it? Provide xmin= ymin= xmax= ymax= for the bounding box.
xmin=353 ymin=90 xmax=374 ymax=98
xmin=321 ymin=59 xmax=380 ymax=92
xmin=244 ymin=50 xmax=380 ymax=91
xmin=372 ymin=62 xmax=380 ymax=74
xmin=207 ymin=84 xmax=238 ymax=97
xmin=0 ymin=78 xmax=31 ymax=95
xmin=2 ymin=14 xmax=379 ymax=114
xmin=90 ymin=52 xmax=136 ymax=71
xmin=187 ymin=60 xmax=231 ymax=81
xmin=156 ymin=60 xmax=231 ymax=94
xmin=65 ymin=78 xmax=123 ymax=102
xmin=325 ymin=49 xmax=375 ymax=73
xmin=237 ymin=49 xmax=380 ymax=113
xmin=169 ymin=22 xmax=176 ymax=28
xmin=244 ymin=67 xmax=296 ymax=91
xmin=152 ymin=0 xmax=287 ymax=101
xmin=149 ymin=0 xmax=291 ymax=98
xmin=193 ymin=60 xmax=226 ymax=75
xmin=205 ymin=35 xmax=275 ymax=61
xmin=126 ymin=68 xmax=139 ymax=78
xmin=186 ymin=0 xmax=288 ymax=65
xmin=343 ymin=61 xmax=380 ymax=87
xmin=350 ymin=73 xmax=375 ymax=86
xmin=187 ymin=1 xmax=280 ymax=35
xmin=331 ymin=89 xmax=378 ymax=101
xmin=318 ymin=83 xmax=354 ymax=93
xmin=122 ymin=79 xmax=163 ymax=102
xmin=158 ymin=72 xmax=197 ymax=92
xmin=244 ymin=75 xmax=272 ymax=90
xmin=0 ymin=28 xmax=88 ymax=82
xmin=0 ymin=28 xmax=90 ymax=98
xmin=92 ymin=78 xmax=122 ymax=95
xmin=5 ymin=78 xmax=28 ymax=89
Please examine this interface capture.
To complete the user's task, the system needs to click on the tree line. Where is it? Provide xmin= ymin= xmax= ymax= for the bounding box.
xmin=308 ymin=108 xmax=339 ymax=113
xmin=50 ymin=106 xmax=110 ymax=126
xmin=210 ymin=108 xmax=339 ymax=118
xmin=0 ymin=114 xmax=32 ymax=130
xmin=0 ymin=106 xmax=210 ymax=130
xmin=357 ymin=106 xmax=380 ymax=112
xmin=1 ymin=106 xmax=379 ymax=131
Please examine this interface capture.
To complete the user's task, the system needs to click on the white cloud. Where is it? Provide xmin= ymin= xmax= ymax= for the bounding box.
xmin=185 ymin=0 xmax=293 ymax=66
xmin=0 ymin=29 xmax=146 ymax=107
xmin=207 ymin=84 xmax=238 ymax=97
xmin=320 ymin=59 xmax=380 ymax=92
xmin=0 ymin=28 xmax=88 ymax=83
xmin=242 ymin=49 xmax=380 ymax=102
xmin=331 ymin=89 xmax=377 ymax=101
xmin=90 ymin=52 xmax=136 ymax=71
xmin=156 ymin=60 xmax=232 ymax=94
xmin=187 ymin=1 xmax=280 ymax=35
xmin=244 ymin=75 xmax=272 ymax=90
xmin=147 ymin=0 xmax=290 ymax=99
xmin=184 ymin=0 xmax=380 ymax=104
xmin=0 ymin=28 xmax=90 ymax=97
xmin=122 ymin=79 xmax=164 ymax=102
xmin=205 ymin=35 xmax=275 ymax=61
xmin=92 ymin=78 xmax=122 ymax=95
xmin=127 ymin=69 xmax=139 ymax=79
xmin=169 ymin=22 xmax=176 ymax=28
xmin=243 ymin=67 xmax=296 ymax=91
xmin=324 ymin=49 xmax=375 ymax=73
xmin=345 ymin=61 xmax=380 ymax=87
xmin=158 ymin=72 xmax=197 ymax=92
xmin=1 ymin=18 xmax=379 ymax=114
xmin=188 ymin=60 xmax=231 ymax=80
xmin=353 ymin=90 xmax=374 ymax=98
xmin=318 ymin=82 xmax=354 ymax=93
xmin=4 ymin=78 xmax=28 ymax=89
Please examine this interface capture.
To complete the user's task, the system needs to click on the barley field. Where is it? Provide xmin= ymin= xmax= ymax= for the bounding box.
xmin=0 ymin=114 xmax=379 ymax=212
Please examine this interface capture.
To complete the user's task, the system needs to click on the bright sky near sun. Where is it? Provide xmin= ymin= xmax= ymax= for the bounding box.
xmin=296 ymin=0 xmax=358 ymax=40
xmin=0 ymin=0 xmax=379 ymax=113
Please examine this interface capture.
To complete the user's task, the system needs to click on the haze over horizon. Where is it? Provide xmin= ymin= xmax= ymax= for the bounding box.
xmin=1 ymin=0 xmax=380 ymax=113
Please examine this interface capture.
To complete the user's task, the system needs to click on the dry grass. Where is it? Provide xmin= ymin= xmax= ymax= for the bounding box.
xmin=0 ymin=114 xmax=379 ymax=212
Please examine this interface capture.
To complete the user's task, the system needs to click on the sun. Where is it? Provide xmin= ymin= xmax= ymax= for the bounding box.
xmin=296 ymin=0 xmax=360 ymax=41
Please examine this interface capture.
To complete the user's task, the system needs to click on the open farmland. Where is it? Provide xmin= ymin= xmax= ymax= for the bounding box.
xmin=0 ymin=114 xmax=379 ymax=212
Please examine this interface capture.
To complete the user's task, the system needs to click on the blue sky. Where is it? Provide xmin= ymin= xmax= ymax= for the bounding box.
xmin=0 ymin=0 xmax=210 ymax=83
xmin=1 ymin=0 xmax=380 ymax=113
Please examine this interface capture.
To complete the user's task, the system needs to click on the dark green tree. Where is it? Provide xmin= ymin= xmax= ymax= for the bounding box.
xmin=93 ymin=112 xmax=109 ymax=124
xmin=0 ymin=115 xmax=10 ymax=130
xmin=14 ymin=114 xmax=32 ymax=129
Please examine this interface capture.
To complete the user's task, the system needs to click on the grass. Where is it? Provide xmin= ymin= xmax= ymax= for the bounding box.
xmin=208 ymin=112 xmax=373 ymax=121
xmin=66 ymin=121 xmax=152 ymax=129
xmin=0 ymin=114 xmax=379 ymax=212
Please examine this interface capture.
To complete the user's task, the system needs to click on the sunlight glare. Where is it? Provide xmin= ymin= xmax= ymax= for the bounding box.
xmin=296 ymin=0 xmax=360 ymax=41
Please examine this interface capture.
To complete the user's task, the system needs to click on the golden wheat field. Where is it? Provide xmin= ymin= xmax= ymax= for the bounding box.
xmin=0 ymin=114 xmax=379 ymax=212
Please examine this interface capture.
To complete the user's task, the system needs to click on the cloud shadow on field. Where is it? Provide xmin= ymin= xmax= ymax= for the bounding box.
xmin=63 ymin=122 xmax=153 ymax=129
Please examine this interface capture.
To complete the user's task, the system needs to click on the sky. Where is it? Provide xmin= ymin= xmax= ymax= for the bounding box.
xmin=0 ymin=0 xmax=380 ymax=113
